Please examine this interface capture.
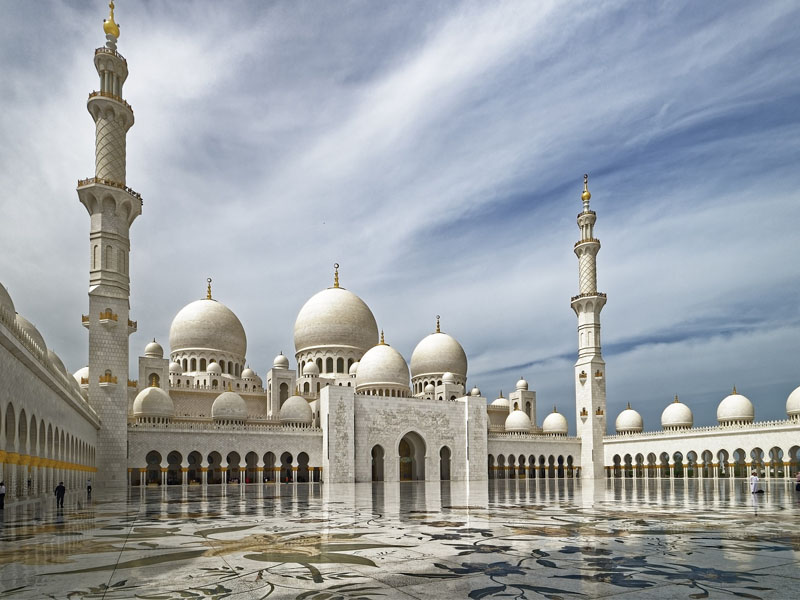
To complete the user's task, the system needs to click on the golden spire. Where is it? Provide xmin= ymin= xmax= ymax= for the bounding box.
xmin=499 ymin=389 xmax=504 ymax=398
xmin=626 ymin=402 xmax=631 ymax=409
xmin=379 ymin=330 xmax=385 ymax=345
xmin=552 ymin=405 xmax=557 ymax=413
xmin=103 ymin=1 xmax=120 ymax=39
xmin=435 ymin=315 xmax=441 ymax=333
xmin=333 ymin=263 xmax=340 ymax=288
xmin=581 ymin=173 xmax=591 ymax=202
xmin=674 ymin=394 xmax=679 ymax=403
xmin=732 ymin=385 xmax=737 ymax=395
xmin=206 ymin=278 xmax=212 ymax=300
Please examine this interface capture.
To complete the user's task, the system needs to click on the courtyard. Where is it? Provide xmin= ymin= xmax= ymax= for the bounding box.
xmin=0 ymin=479 xmax=798 ymax=599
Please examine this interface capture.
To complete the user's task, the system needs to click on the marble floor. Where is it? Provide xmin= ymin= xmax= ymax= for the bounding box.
xmin=0 ymin=478 xmax=798 ymax=599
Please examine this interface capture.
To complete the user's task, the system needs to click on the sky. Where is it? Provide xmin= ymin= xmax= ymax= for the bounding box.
xmin=1 ymin=1 xmax=799 ymax=434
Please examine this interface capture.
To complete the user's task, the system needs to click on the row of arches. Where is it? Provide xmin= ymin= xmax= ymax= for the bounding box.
xmin=91 ymin=243 xmax=127 ymax=275
xmin=132 ymin=449 xmax=320 ymax=486
xmin=174 ymin=357 xmax=243 ymax=378
xmin=609 ymin=446 xmax=800 ymax=479
xmin=0 ymin=401 xmax=96 ymax=501
xmin=370 ymin=433 xmax=450 ymax=481
xmin=488 ymin=453 xmax=577 ymax=479
xmin=300 ymin=357 xmax=356 ymax=375
xmin=411 ymin=376 xmax=465 ymax=395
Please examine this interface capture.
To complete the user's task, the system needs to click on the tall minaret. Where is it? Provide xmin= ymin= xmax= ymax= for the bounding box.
xmin=570 ymin=174 xmax=607 ymax=479
xmin=77 ymin=2 xmax=142 ymax=488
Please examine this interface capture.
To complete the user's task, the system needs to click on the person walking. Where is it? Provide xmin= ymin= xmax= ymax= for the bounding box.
xmin=0 ymin=481 xmax=6 ymax=509
xmin=54 ymin=481 xmax=66 ymax=508
xmin=749 ymin=471 xmax=760 ymax=494
xmin=86 ymin=478 xmax=92 ymax=499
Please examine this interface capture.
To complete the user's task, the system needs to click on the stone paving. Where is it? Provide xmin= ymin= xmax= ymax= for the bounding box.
xmin=0 ymin=478 xmax=798 ymax=599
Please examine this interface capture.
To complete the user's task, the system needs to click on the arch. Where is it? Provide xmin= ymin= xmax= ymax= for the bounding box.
xmin=263 ymin=452 xmax=276 ymax=482
xmin=371 ymin=445 xmax=384 ymax=481
xmin=207 ymin=451 xmax=222 ymax=484
xmin=297 ymin=452 xmax=310 ymax=483
xmin=5 ymin=403 xmax=16 ymax=447
xmin=487 ymin=454 xmax=495 ymax=479
xmin=518 ymin=454 xmax=526 ymax=479
xmin=245 ymin=451 xmax=258 ymax=483
xmin=145 ymin=450 xmax=162 ymax=485
xmin=190 ymin=358 xmax=197 ymax=372
xmin=440 ymin=446 xmax=451 ymax=480
xmin=508 ymin=455 xmax=517 ymax=480
xmin=557 ymin=455 xmax=565 ymax=478
xmin=316 ymin=358 xmax=323 ymax=372
xmin=279 ymin=383 xmax=289 ymax=406
xmin=336 ymin=358 xmax=344 ymax=373
xmin=187 ymin=451 xmax=202 ymax=484
xmin=199 ymin=358 xmax=207 ymax=372
xmin=280 ymin=452 xmax=293 ymax=483
xmin=226 ymin=451 xmax=241 ymax=484
xmin=166 ymin=451 xmax=182 ymax=485
xmin=326 ymin=358 xmax=334 ymax=373
xmin=303 ymin=382 xmax=310 ymax=394
xmin=398 ymin=431 xmax=426 ymax=481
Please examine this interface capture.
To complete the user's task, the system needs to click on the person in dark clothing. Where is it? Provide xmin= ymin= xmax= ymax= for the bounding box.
xmin=0 ymin=481 xmax=6 ymax=509
xmin=54 ymin=482 xmax=66 ymax=508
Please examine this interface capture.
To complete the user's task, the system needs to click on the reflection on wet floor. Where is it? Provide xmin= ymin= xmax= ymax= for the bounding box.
xmin=0 ymin=479 xmax=798 ymax=599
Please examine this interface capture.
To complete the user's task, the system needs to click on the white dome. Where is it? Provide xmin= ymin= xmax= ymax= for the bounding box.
xmin=491 ymin=394 xmax=509 ymax=407
xmin=144 ymin=339 xmax=164 ymax=358
xmin=542 ymin=408 xmax=569 ymax=435
xmin=47 ymin=348 xmax=68 ymax=378
xmin=169 ymin=361 xmax=182 ymax=374
xmin=280 ymin=395 xmax=313 ymax=424
xmin=207 ymin=361 xmax=222 ymax=374
xmin=470 ymin=386 xmax=481 ymax=396
xmin=424 ymin=383 xmax=435 ymax=394
xmin=169 ymin=298 xmax=247 ymax=359
xmin=273 ymin=353 xmax=290 ymax=369
xmin=303 ymin=361 xmax=319 ymax=376
xmin=355 ymin=342 xmax=410 ymax=391
xmin=516 ymin=378 xmax=528 ymax=391
xmin=132 ymin=386 xmax=174 ymax=418
xmin=349 ymin=361 xmax=359 ymax=376
xmin=211 ymin=390 xmax=247 ymax=421
xmin=0 ymin=281 xmax=14 ymax=314
xmin=16 ymin=313 xmax=46 ymax=352
xmin=717 ymin=388 xmax=754 ymax=424
xmin=661 ymin=396 xmax=693 ymax=429
xmin=241 ymin=367 xmax=256 ymax=379
xmin=294 ymin=286 xmax=378 ymax=355
xmin=442 ymin=372 xmax=456 ymax=384
xmin=505 ymin=409 xmax=532 ymax=433
xmin=787 ymin=385 xmax=800 ymax=419
xmin=410 ymin=329 xmax=467 ymax=380
xmin=615 ymin=404 xmax=643 ymax=433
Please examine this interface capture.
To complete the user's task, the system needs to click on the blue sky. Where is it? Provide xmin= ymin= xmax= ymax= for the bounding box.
xmin=1 ymin=1 xmax=799 ymax=433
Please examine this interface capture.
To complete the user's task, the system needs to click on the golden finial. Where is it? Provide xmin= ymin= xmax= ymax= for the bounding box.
xmin=674 ymin=394 xmax=679 ymax=403
xmin=581 ymin=173 xmax=591 ymax=202
xmin=206 ymin=278 xmax=212 ymax=300
xmin=499 ymin=389 xmax=504 ymax=398
xmin=103 ymin=1 xmax=120 ymax=39
xmin=732 ymin=385 xmax=737 ymax=395
xmin=379 ymin=330 xmax=385 ymax=345
xmin=435 ymin=315 xmax=441 ymax=333
xmin=626 ymin=402 xmax=631 ymax=409
xmin=552 ymin=405 xmax=557 ymax=413
xmin=333 ymin=263 xmax=340 ymax=288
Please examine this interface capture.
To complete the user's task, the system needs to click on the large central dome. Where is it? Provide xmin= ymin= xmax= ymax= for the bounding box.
xmin=294 ymin=286 xmax=378 ymax=355
xmin=169 ymin=298 xmax=247 ymax=358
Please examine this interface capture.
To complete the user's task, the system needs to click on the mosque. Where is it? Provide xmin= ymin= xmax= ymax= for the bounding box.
xmin=1 ymin=4 xmax=799 ymax=502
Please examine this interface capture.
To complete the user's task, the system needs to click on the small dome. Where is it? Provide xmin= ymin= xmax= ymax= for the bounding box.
xmin=47 ymin=348 xmax=68 ymax=377
xmin=242 ymin=366 xmax=256 ymax=379
xmin=144 ymin=339 xmax=164 ymax=358
xmin=470 ymin=386 xmax=481 ymax=396
xmin=280 ymin=395 xmax=313 ymax=424
xmin=516 ymin=378 xmax=528 ymax=391
xmin=0 ymin=281 xmax=14 ymax=314
xmin=787 ymin=385 xmax=800 ymax=419
xmin=273 ymin=353 xmax=290 ymax=369
xmin=169 ymin=361 xmax=182 ymax=374
xmin=349 ymin=361 xmax=359 ymax=376
xmin=211 ymin=390 xmax=247 ymax=421
xmin=490 ymin=393 xmax=508 ymax=407
xmin=169 ymin=297 xmax=247 ymax=360
xmin=442 ymin=372 xmax=456 ymax=384
xmin=717 ymin=387 xmax=754 ymax=424
xmin=615 ymin=403 xmax=643 ymax=433
xmin=294 ymin=286 xmax=379 ymax=356
xmin=410 ymin=329 xmax=468 ymax=381
xmin=505 ymin=409 xmax=532 ymax=433
xmin=542 ymin=408 xmax=568 ymax=435
xmin=207 ymin=361 xmax=222 ymax=374
xmin=303 ymin=361 xmax=319 ymax=376
xmin=15 ymin=313 xmax=46 ymax=352
xmin=424 ymin=383 xmax=435 ymax=394
xmin=355 ymin=342 xmax=410 ymax=392
xmin=132 ymin=386 xmax=174 ymax=419
xmin=661 ymin=396 xmax=693 ymax=429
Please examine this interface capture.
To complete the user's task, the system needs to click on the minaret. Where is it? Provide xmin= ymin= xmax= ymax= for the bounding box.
xmin=77 ymin=2 xmax=142 ymax=488
xmin=570 ymin=174 xmax=607 ymax=479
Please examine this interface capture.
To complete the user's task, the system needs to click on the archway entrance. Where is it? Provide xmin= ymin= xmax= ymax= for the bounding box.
xmin=398 ymin=432 xmax=426 ymax=481
xmin=371 ymin=445 xmax=384 ymax=481
xmin=440 ymin=446 xmax=451 ymax=480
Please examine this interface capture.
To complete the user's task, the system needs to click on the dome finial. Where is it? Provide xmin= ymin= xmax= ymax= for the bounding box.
xmin=499 ymin=389 xmax=504 ymax=398
xmin=732 ymin=384 xmax=737 ymax=395
xmin=581 ymin=173 xmax=591 ymax=210
xmin=626 ymin=401 xmax=631 ymax=409
xmin=206 ymin=278 xmax=213 ymax=300
xmin=674 ymin=394 xmax=679 ymax=403
xmin=435 ymin=315 xmax=441 ymax=333
xmin=333 ymin=263 xmax=340 ymax=288
xmin=103 ymin=1 xmax=120 ymax=40
xmin=552 ymin=405 xmax=557 ymax=413
xmin=379 ymin=329 xmax=385 ymax=345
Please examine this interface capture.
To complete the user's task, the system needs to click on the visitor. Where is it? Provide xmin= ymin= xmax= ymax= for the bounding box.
xmin=749 ymin=471 xmax=761 ymax=494
xmin=795 ymin=471 xmax=800 ymax=492
xmin=54 ymin=481 xmax=66 ymax=508
xmin=0 ymin=481 xmax=6 ymax=509
xmin=87 ymin=478 xmax=92 ymax=499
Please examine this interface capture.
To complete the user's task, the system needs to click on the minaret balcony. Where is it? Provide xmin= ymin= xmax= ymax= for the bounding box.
xmin=87 ymin=90 xmax=133 ymax=114
xmin=99 ymin=311 xmax=118 ymax=326
xmin=77 ymin=177 xmax=142 ymax=203
xmin=570 ymin=291 xmax=607 ymax=302
xmin=81 ymin=314 xmax=89 ymax=329
xmin=574 ymin=238 xmax=600 ymax=248
xmin=99 ymin=374 xmax=118 ymax=388
xmin=95 ymin=47 xmax=127 ymax=65
xmin=128 ymin=379 xmax=138 ymax=388
xmin=80 ymin=377 xmax=89 ymax=385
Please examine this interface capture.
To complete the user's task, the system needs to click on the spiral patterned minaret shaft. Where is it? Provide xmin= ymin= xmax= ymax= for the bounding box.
xmin=76 ymin=2 xmax=142 ymax=488
xmin=571 ymin=175 xmax=607 ymax=479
